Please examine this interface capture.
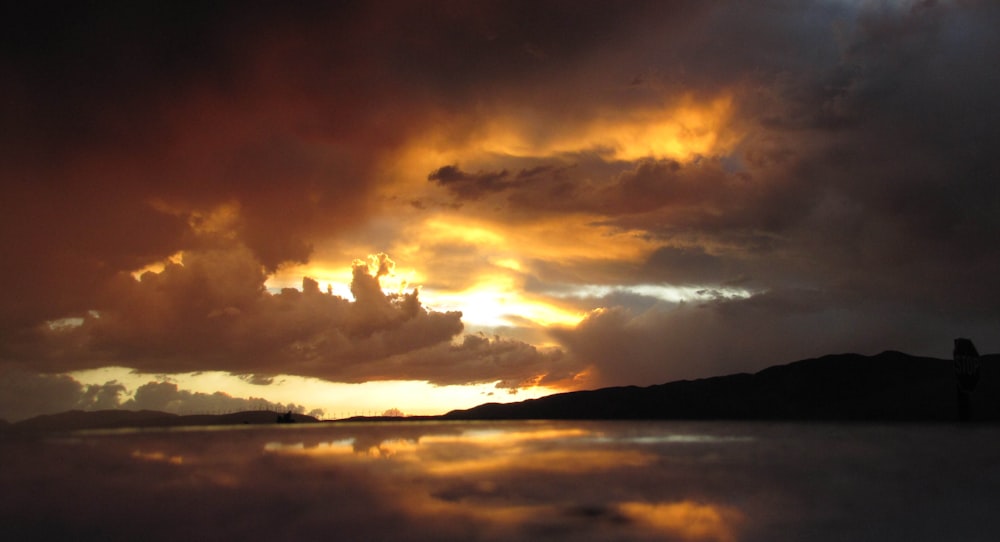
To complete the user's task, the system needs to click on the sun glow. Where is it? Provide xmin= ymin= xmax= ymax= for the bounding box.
xmin=267 ymin=261 xmax=423 ymax=299
xmin=414 ymin=213 xmax=656 ymax=266
xmin=424 ymin=280 xmax=585 ymax=328
xmin=269 ymin=212 xmax=619 ymax=329
xmin=142 ymin=92 xmax=732 ymax=417
xmin=130 ymin=251 xmax=184 ymax=280
xmin=382 ymin=91 xmax=739 ymax=211
xmin=607 ymin=94 xmax=737 ymax=161
xmin=67 ymin=368 xmax=561 ymax=419
xmin=462 ymin=93 xmax=736 ymax=162
xmin=424 ymin=218 xmax=505 ymax=246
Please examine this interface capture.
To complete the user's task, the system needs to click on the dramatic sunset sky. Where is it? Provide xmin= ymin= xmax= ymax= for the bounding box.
xmin=2 ymin=1 xmax=998 ymax=420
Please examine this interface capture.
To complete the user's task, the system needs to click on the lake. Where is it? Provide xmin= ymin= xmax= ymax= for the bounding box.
xmin=1 ymin=420 xmax=997 ymax=541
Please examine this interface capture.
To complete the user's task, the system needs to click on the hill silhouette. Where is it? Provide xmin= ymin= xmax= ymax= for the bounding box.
xmin=444 ymin=351 xmax=1000 ymax=422
xmin=3 ymin=409 xmax=318 ymax=433
xmin=5 ymin=351 xmax=997 ymax=430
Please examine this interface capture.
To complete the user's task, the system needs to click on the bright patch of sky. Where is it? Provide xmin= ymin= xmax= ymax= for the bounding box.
xmin=68 ymin=367 xmax=556 ymax=419
xmin=555 ymin=284 xmax=753 ymax=303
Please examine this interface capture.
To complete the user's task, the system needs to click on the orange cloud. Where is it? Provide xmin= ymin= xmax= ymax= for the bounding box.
xmin=473 ymin=94 xmax=737 ymax=162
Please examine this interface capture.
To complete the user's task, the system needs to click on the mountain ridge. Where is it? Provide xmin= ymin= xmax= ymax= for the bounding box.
xmin=4 ymin=350 xmax=997 ymax=431
xmin=444 ymin=350 xmax=1000 ymax=421
xmin=1 ymin=409 xmax=318 ymax=433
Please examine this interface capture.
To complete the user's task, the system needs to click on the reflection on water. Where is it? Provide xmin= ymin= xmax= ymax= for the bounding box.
xmin=261 ymin=424 xmax=715 ymax=539
xmin=2 ymin=421 xmax=998 ymax=541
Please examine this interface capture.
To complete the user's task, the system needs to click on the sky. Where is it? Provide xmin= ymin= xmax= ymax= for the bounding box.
xmin=2 ymin=0 xmax=999 ymax=421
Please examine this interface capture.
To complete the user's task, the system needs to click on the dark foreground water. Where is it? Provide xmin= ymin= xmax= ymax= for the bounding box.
xmin=1 ymin=421 xmax=998 ymax=541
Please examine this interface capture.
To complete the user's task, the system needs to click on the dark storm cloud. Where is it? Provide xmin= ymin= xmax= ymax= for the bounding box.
xmin=741 ymin=1 xmax=1000 ymax=318
xmin=428 ymin=165 xmax=516 ymax=200
xmin=540 ymin=0 xmax=1000 ymax=379
xmin=0 ymin=0 xmax=684 ymax=329
xmin=1 ymin=1 xmax=436 ymax=328
xmin=428 ymin=164 xmax=570 ymax=202
xmin=424 ymin=2 xmax=1000 ymax=373
xmin=446 ymin=157 xmax=745 ymax=219
xmin=643 ymin=246 xmax=731 ymax=286
xmin=374 ymin=0 xmax=701 ymax=99
xmin=550 ymin=287 xmax=997 ymax=389
xmin=3 ymin=0 xmax=1000 ymax=397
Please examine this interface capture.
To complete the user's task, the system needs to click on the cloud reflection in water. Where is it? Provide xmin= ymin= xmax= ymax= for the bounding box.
xmin=262 ymin=422 xmax=740 ymax=541
xmin=265 ymin=426 xmax=742 ymax=541
xmin=3 ymin=421 xmax=997 ymax=541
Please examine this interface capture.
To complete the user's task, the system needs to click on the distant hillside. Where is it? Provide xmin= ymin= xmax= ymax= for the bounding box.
xmin=3 ymin=409 xmax=318 ymax=433
xmin=6 ymin=352 xmax=997 ymax=430
xmin=445 ymin=351 xmax=1000 ymax=422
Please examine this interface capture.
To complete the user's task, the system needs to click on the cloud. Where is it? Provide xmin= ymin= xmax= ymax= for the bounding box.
xmin=1 ymin=249 xmax=584 ymax=393
xmin=123 ymin=381 xmax=307 ymax=416
xmin=421 ymin=1 xmax=1000 ymax=355
xmin=428 ymin=165 xmax=515 ymax=201
xmin=5 ymin=248 xmax=456 ymax=374
xmin=0 ymin=2 xmax=447 ymax=329
xmin=3 ymin=1 xmax=1000 ymax=404
xmin=361 ymin=333 xmax=581 ymax=390
xmin=428 ymin=157 xmax=746 ymax=227
xmin=641 ymin=246 xmax=733 ymax=286
xmin=0 ymin=369 xmax=315 ymax=422
xmin=0 ymin=371 xmax=126 ymax=422
xmin=551 ymin=286 xmax=996 ymax=389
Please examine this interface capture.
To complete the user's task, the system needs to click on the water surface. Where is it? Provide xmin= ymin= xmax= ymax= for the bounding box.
xmin=2 ymin=421 xmax=997 ymax=541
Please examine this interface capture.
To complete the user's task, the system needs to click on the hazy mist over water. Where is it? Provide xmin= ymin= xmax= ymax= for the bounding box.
xmin=2 ymin=421 xmax=997 ymax=541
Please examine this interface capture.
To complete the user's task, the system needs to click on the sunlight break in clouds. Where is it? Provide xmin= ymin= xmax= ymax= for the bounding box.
xmin=3 ymin=1 xmax=1000 ymax=421
xmin=458 ymin=93 xmax=737 ymax=162
xmin=62 ymin=368 xmax=554 ymax=421
xmin=9 ymin=249 xmax=577 ymax=418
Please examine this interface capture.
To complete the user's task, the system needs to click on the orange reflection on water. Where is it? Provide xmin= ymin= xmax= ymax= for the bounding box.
xmin=620 ymin=501 xmax=744 ymax=542
xmin=421 ymin=426 xmax=590 ymax=445
xmin=9 ymin=421 xmax=994 ymax=540
xmin=130 ymin=449 xmax=183 ymax=465
xmin=264 ymin=427 xmax=656 ymax=475
xmin=263 ymin=439 xmax=354 ymax=456
xmin=257 ymin=424 xmax=744 ymax=540
xmin=418 ymin=445 xmax=654 ymax=476
xmin=2 ymin=422 xmax=758 ymax=541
